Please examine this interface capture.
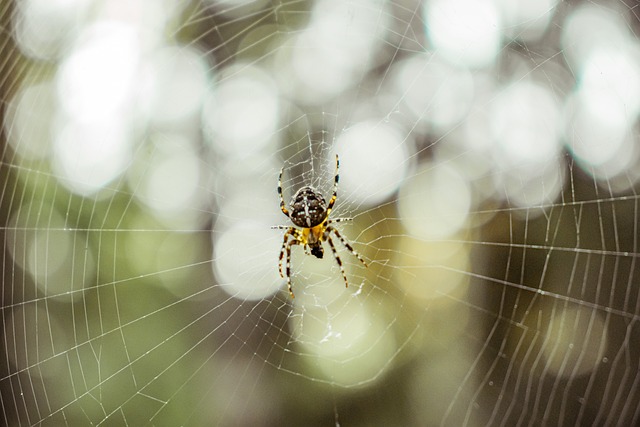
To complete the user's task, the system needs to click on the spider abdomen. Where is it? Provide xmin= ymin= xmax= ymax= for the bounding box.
xmin=289 ymin=186 xmax=327 ymax=228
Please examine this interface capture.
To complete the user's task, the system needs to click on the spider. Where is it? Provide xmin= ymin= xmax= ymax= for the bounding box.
xmin=272 ymin=155 xmax=368 ymax=298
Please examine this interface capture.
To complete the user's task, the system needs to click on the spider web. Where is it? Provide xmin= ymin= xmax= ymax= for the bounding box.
xmin=2 ymin=0 xmax=640 ymax=425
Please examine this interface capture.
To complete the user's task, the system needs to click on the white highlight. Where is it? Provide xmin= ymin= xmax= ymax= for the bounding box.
xmin=335 ymin=121 xmax=410 ymax=206
xmin=392 ymin=55 xmax=474 ymax=132
xmin=204 ymin=0 xmax=270 ymax=18
xmin=213 ymin=221 xmax=283 ymax=300
xmin=398 ymin=163 xmax=471 ymax=239
xmin=146 ymin=46 xmax=210 ymax=126
xmin=53 ymin=119 xmax=132 ymax=196
xmin=580 ymin=49 xmax=640 ymax=121
xmin=497 ymin=0 xmax=558 ymax=42
xmin=426 ymin=0 xmax=501 ymax=68
xmin=499 ymin=160 xmax=565 ymax=210
xmin=564 ymin=91 xmax=634 ymax=180
xmin=559 ymin=4 xmax=640 ymax=183
xmin=491 ymin=81 xmax=562 ymax=166
xmin=292 ymin=302 xmax=397 ymax=386
xmin=561 ymin=5 xmax=629 ymax=72
xmin=53 ymin=22 xmax=148 ymax=195
xmin=279 ymin=0 xmax=388 ymax=104
xmin=204 ymin=68 xmax=279 ymax=157
xmin=136 ymin=137 xmax=203 ymax=218
xmin=13 ymin=0 xmax=91 ymax=60
xmin=57 ymin=21 xmax=140 ymax=122
xmin=4 ymin=82 xmax=56 ymax=161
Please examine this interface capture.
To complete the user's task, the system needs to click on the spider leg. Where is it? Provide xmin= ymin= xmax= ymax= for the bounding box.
xmin=283 ymin=238 xmax=299 ymax=298
xmin=327 ymin=217 xmax=351 ymax=224
xmin=325 ymin=234 xmax=349 ymax=288
xmin=326 ymin=226 xmax=368 ymax=267
xmin=276 ymin=226 xmax=301 ymax=298
xmin=277 ymin=228 xmax=293 ymax=278
xmin=278 ymin=165 xmax=290 ymax=218
xmin=326 ymin=154 xmax=340 ymax=214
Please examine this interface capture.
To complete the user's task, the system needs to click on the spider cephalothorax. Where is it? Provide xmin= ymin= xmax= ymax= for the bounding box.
xmin=272 ymin=155 xmax=368 ymax=298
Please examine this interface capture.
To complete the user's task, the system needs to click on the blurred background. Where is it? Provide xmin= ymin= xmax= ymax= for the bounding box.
xmin=2 ymin=0 xmax=640 ymax=425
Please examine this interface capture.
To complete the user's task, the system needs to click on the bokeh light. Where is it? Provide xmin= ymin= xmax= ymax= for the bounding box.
xmin=203 ymin=67 xmax=279 ymax=157
xmin=132 ymin=135 xmax=204 ymax=221
xmin=6 ymin=202 xmax=95 ymax=301
xmin=52 ymin=116 xmax=133 ymax=196
xmin=399 ymin=163 xmax=472 ymax=239
xmin=145 ymin=46 xmax=210 ymax=126
xmin=57 ymin=21 xmax=140 ymax=122
xmin=425 ymin=0 xmax=501 ymax=68
xmin=542 ymin=307 xmax=607 ymax=378
xmin=213 ymin=221 xmax=283 ymax=300
xmin=2 ymin=0 xmax=640 ymax=425
xmin=4 ymin=82 xmax=56 ymax=161
xmin=292 ymin=300 xmax=397 ymax=387
xmin=497 ymin=0 xmax=558 ymax=42
xmin=277 ymin=0 xmax=388 ymax=104
xmin=13 ymin=0 xmax=91 ymax=60
xmin=391 ymin=54 xmax=475 ymax=132
xmin=334 ymin=120 xmax=410 ymax=206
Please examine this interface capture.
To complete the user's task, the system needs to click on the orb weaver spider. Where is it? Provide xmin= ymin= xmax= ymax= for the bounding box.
xmin=272 ymin=155 xmax=368 ymax=298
